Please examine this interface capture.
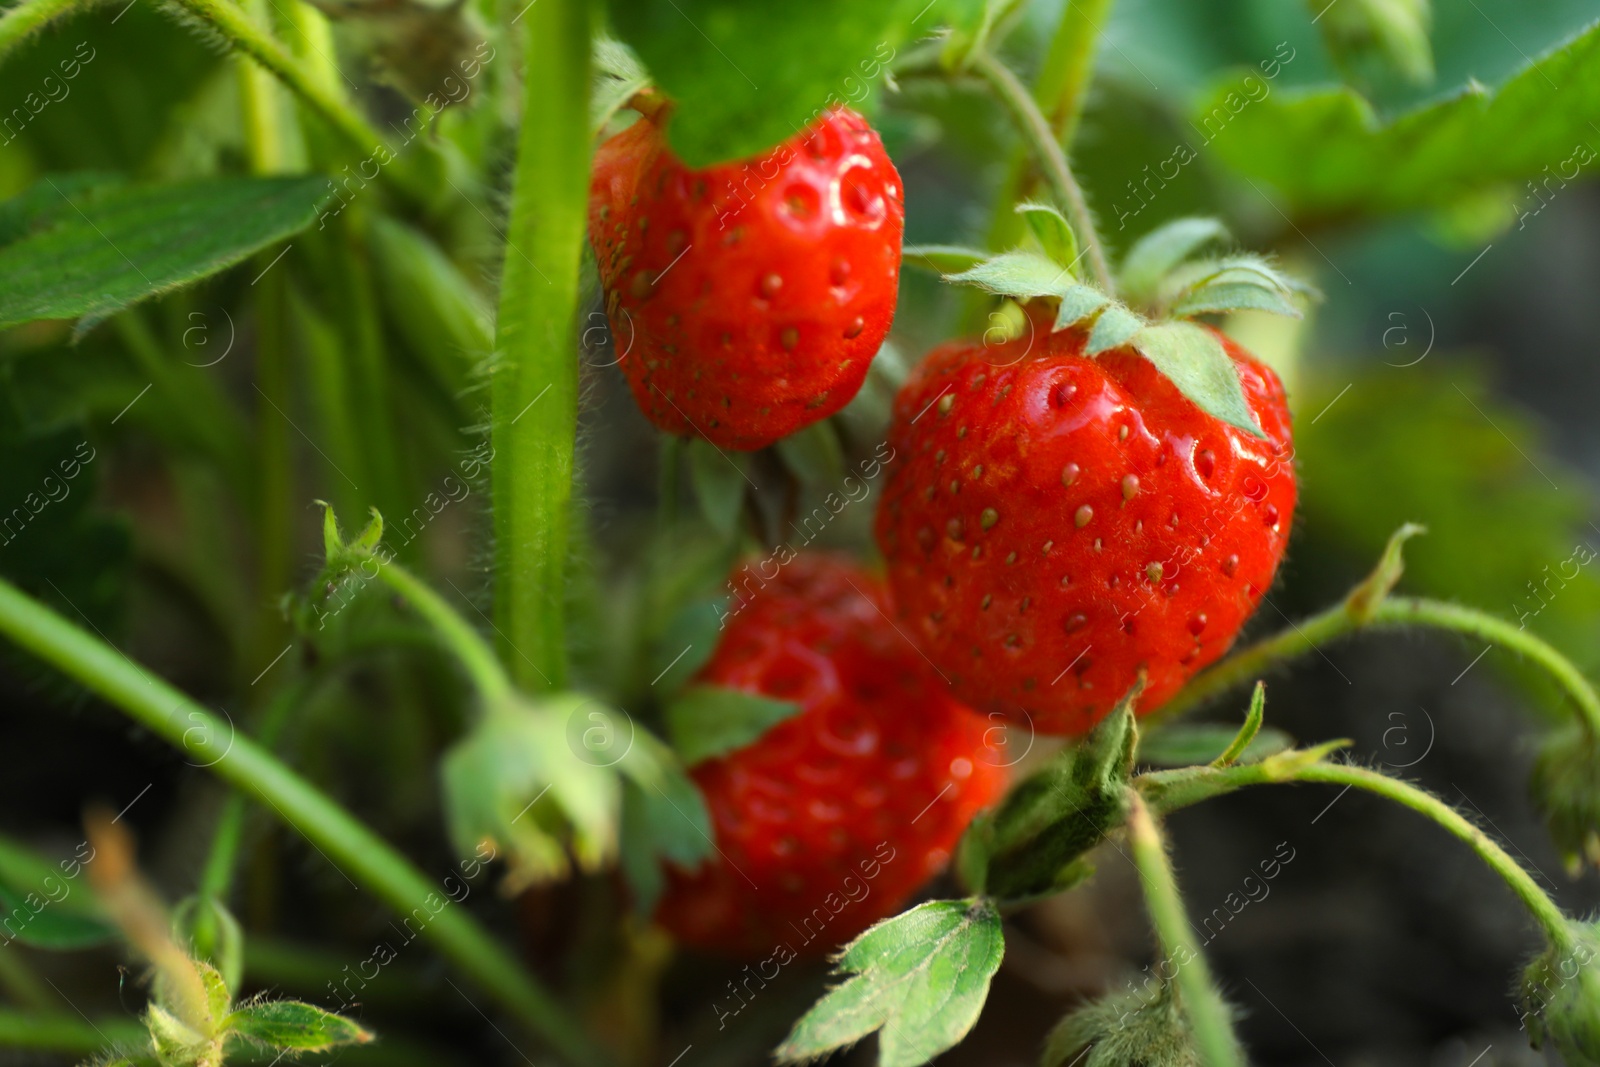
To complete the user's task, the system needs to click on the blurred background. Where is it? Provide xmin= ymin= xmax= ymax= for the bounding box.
xmin=2 ymin=0 xmax=1600 ymax=1063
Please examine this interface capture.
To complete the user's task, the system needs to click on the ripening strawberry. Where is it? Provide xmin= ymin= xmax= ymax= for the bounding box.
xmin=874 ymin=317 xmax=1296 ymax=736
xmin=588 ymin=106 xmax=904 ymax=451
xmin=655 ymin=554 xmax=1006 ymax=958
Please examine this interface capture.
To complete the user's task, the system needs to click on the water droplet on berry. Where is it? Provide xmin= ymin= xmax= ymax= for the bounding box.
xmin=1196 ymin=448 xmax=1216 ymax=479
xmin=1064 ymin=612 xmax=1087 ymax=632
xmin=951 ymin=757 xmax=973 ymax=780
xmin=760 ymin=273 xmax=783 ymax=298
xmin=830 ymin=258 xmax=851 ymax=286
xmin=1222 ymin=554 xmax=1239 ymax=576
xmin=1263 ymin=503 xmax=1280 ymax=527
xmin=1188 ymin=613 xmax=1208 ymax=636
xmin=1061 ymin=462 xmax=1080 ymax=487
xmin=844 ymin=316 xmax=865 ymax=338
xmin=1051 ymin=381 xmax=1079 ymax=408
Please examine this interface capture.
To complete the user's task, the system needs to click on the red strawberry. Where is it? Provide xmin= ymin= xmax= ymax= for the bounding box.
xmin=588 ymin=107 xmax=904 ymax=451
xmin=874 ymin=316 xmax=1296 ymax=736
xmin=655 ymin=554 xmax=1006 ymax=958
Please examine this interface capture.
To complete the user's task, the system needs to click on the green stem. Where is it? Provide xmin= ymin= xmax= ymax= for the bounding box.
xmin=0 ymin=577 xmax=607 ymax=1067
xmin=983 ymin=0 xmax=1115 ymax=254
xmin=491 ymin=0 xmax=591 ymax=691
xmin=1292 ymin=763 xmax=1573 ymax=948
xmin=1154 ymin=596 xmax=1600 ymax=737
xmin=161 ymin=0 xmax=383 ymax=163
xmin=0 ymin=0 xmax=88 ymax=64
xmin=1124 ymin=791 xmax=1243 ymax=1067
xmin=374 ymin=557 xmax=513 ymax=703
xmin=969 ymin=48 xmax=1114 ymax=293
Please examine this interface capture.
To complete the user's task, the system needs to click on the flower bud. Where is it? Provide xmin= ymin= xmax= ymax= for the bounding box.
xmin=1521 ymin=921 xmax=1600 ymax=1064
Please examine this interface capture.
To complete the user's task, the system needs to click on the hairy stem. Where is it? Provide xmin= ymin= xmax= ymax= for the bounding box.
xmin=1292 ymin=763 xmax=1573 ymax=948
xmin=165 ymin=0 xmax=380 ymax=156
xmin=984 ymin=0 xmax=1115 ymax=254
xmin=491 ymin=0 xmax=591 ymax=690
xmin=374 ymin=556 xmax=512 ymax=703
xmin=1124 ymin=792 xmax=1242 ymax=1065
xmin=1155 ymin=596 xmax=1600 ymax=737
xmin=0 ymin=577 xmax=607 ymax=1066
xmin=0 ymin=0 xmax=88 ymax=64
xmin=970 ymin=49 xmax=1114 ymax=293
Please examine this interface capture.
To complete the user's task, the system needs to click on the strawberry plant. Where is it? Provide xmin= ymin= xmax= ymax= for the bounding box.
xmin=0 ymin=0 xmax=1598 ymax=1065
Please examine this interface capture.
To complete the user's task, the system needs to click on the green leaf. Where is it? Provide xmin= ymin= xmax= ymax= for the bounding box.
xmin=687 ymin=438 xmax=747 ymax=536
xmin=970 ymin=692 xmax=1139 ymax=903
xmin=1199 ymin=18 xmax=1600 ymax=218
xmin=775 ymin=899 xmax=1004 ymax=1067
xmin=1015 ymin=201 xmax=1078 ymax=269
xmin=226 ymin=999 xmax=373 ymax=1051
xmin=1171 ymin=280 xmax=1302 ymax=318
xmin=902 ymin=245 xmax=989 ymax=274
xmin=608 ymin=0 xmax=953 ymax=166
xmin=0 ymin=176 xmax=331 ymax=334
xmin=775 ymin=420 xmax=846 ymax=487
xmin=1052 ymin=285 xmax=1113 ymax=331
xmin=1314 ymin=0 xmax=1433 ymax=86
xmin=1083 ymin=305 xmax=1145 ymax=355
xmin=665 ymin=686 xmax=802 ymax=766
xmin=1127 ymin=322 xmax=1264 ymax=437
xmin=944 ymin=250 xmax=1074 ymax=299
xmin=1117 ymin=217 xmax=1230 ymax=305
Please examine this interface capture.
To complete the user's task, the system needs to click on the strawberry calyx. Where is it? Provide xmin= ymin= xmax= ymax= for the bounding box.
xmin=907 ymin=209 xmax=1317 ymax=437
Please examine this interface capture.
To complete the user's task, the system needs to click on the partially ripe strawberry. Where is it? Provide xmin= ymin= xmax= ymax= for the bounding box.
xmin=655 ymin=554 xmax=1005 ymax=958
xmin=588 ymin=107 xmax=904 ymax=451
xmin=874 ymin=317 xmax=1296 ymax=735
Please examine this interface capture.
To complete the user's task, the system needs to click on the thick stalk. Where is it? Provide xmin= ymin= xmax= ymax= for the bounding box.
xmin=1124 ymin=792 xmax=1243 ymax=1067
xmin=491 ymin=0 xmax=591 ymax=690
xmin=1154 ymin=596 xmax=1600 ymax=737
xmin=1292 ymin=763 xmax=1573 ymax=947
xmin=970 ymin=49 xmax=1113 ymax=293
xmin=985 ymin=0 xmax=1115 ymax=253
xmin=0 ymin=578 xmax=607 ymax=1066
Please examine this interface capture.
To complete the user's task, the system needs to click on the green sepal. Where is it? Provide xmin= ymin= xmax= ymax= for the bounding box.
xmin=1117 ymin=217 xmax=1230 ymax=306
xmin=225 ymin=998 xmax=374 ymax=1052
xmin=664 ymin=685 xmax=803 ymax=766
xmin=1015 ymin=201 xmax=1078 ymax=269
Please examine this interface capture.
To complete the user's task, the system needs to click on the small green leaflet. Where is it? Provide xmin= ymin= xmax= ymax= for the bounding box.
xmin=775 ymin=899 xmax=1004 ymax=1067
xmin=944 ymin=250 xmax=1074 ymax=299
xmin=1137 ymin=723 xmax=1292 ymax=768
xmin=1198 ymin=17 xmax=1600 ymax=218
xmin=1084 ymin=305 xmax=1144 ymax=356
xmin=1126 ymin=322 xmax=1264 ymax=436
xmin=665 ymin=686 xmax=802 ymax=766
xmin=0 ymin=176 xmax=331 ymax=335
xmin=1053 ymin=285 xmax=1111 ymax=331
xmin=1172 ymin=280 xmax=1301 ymax=318
xmin=592 ymin=36 xmax=651 ymax=136
xmin=1117 ymin=217 xmax=1230 ymax=306
xmin=687 ymin=438 xmax=747 ymax=536
xmin=1015 ymin=202 xmax=1078 ymax=268
xmin=226 ymin=1000 xmax=373 ymax=1051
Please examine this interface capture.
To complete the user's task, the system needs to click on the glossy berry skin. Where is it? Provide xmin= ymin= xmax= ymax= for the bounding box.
xmin=588 ymin=107 xmax=904 ymax=451
xmin=874 ymin=319 xmax=1296 ymax=736
xmin=655 ymin=555 xmax=1006 ymax=958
